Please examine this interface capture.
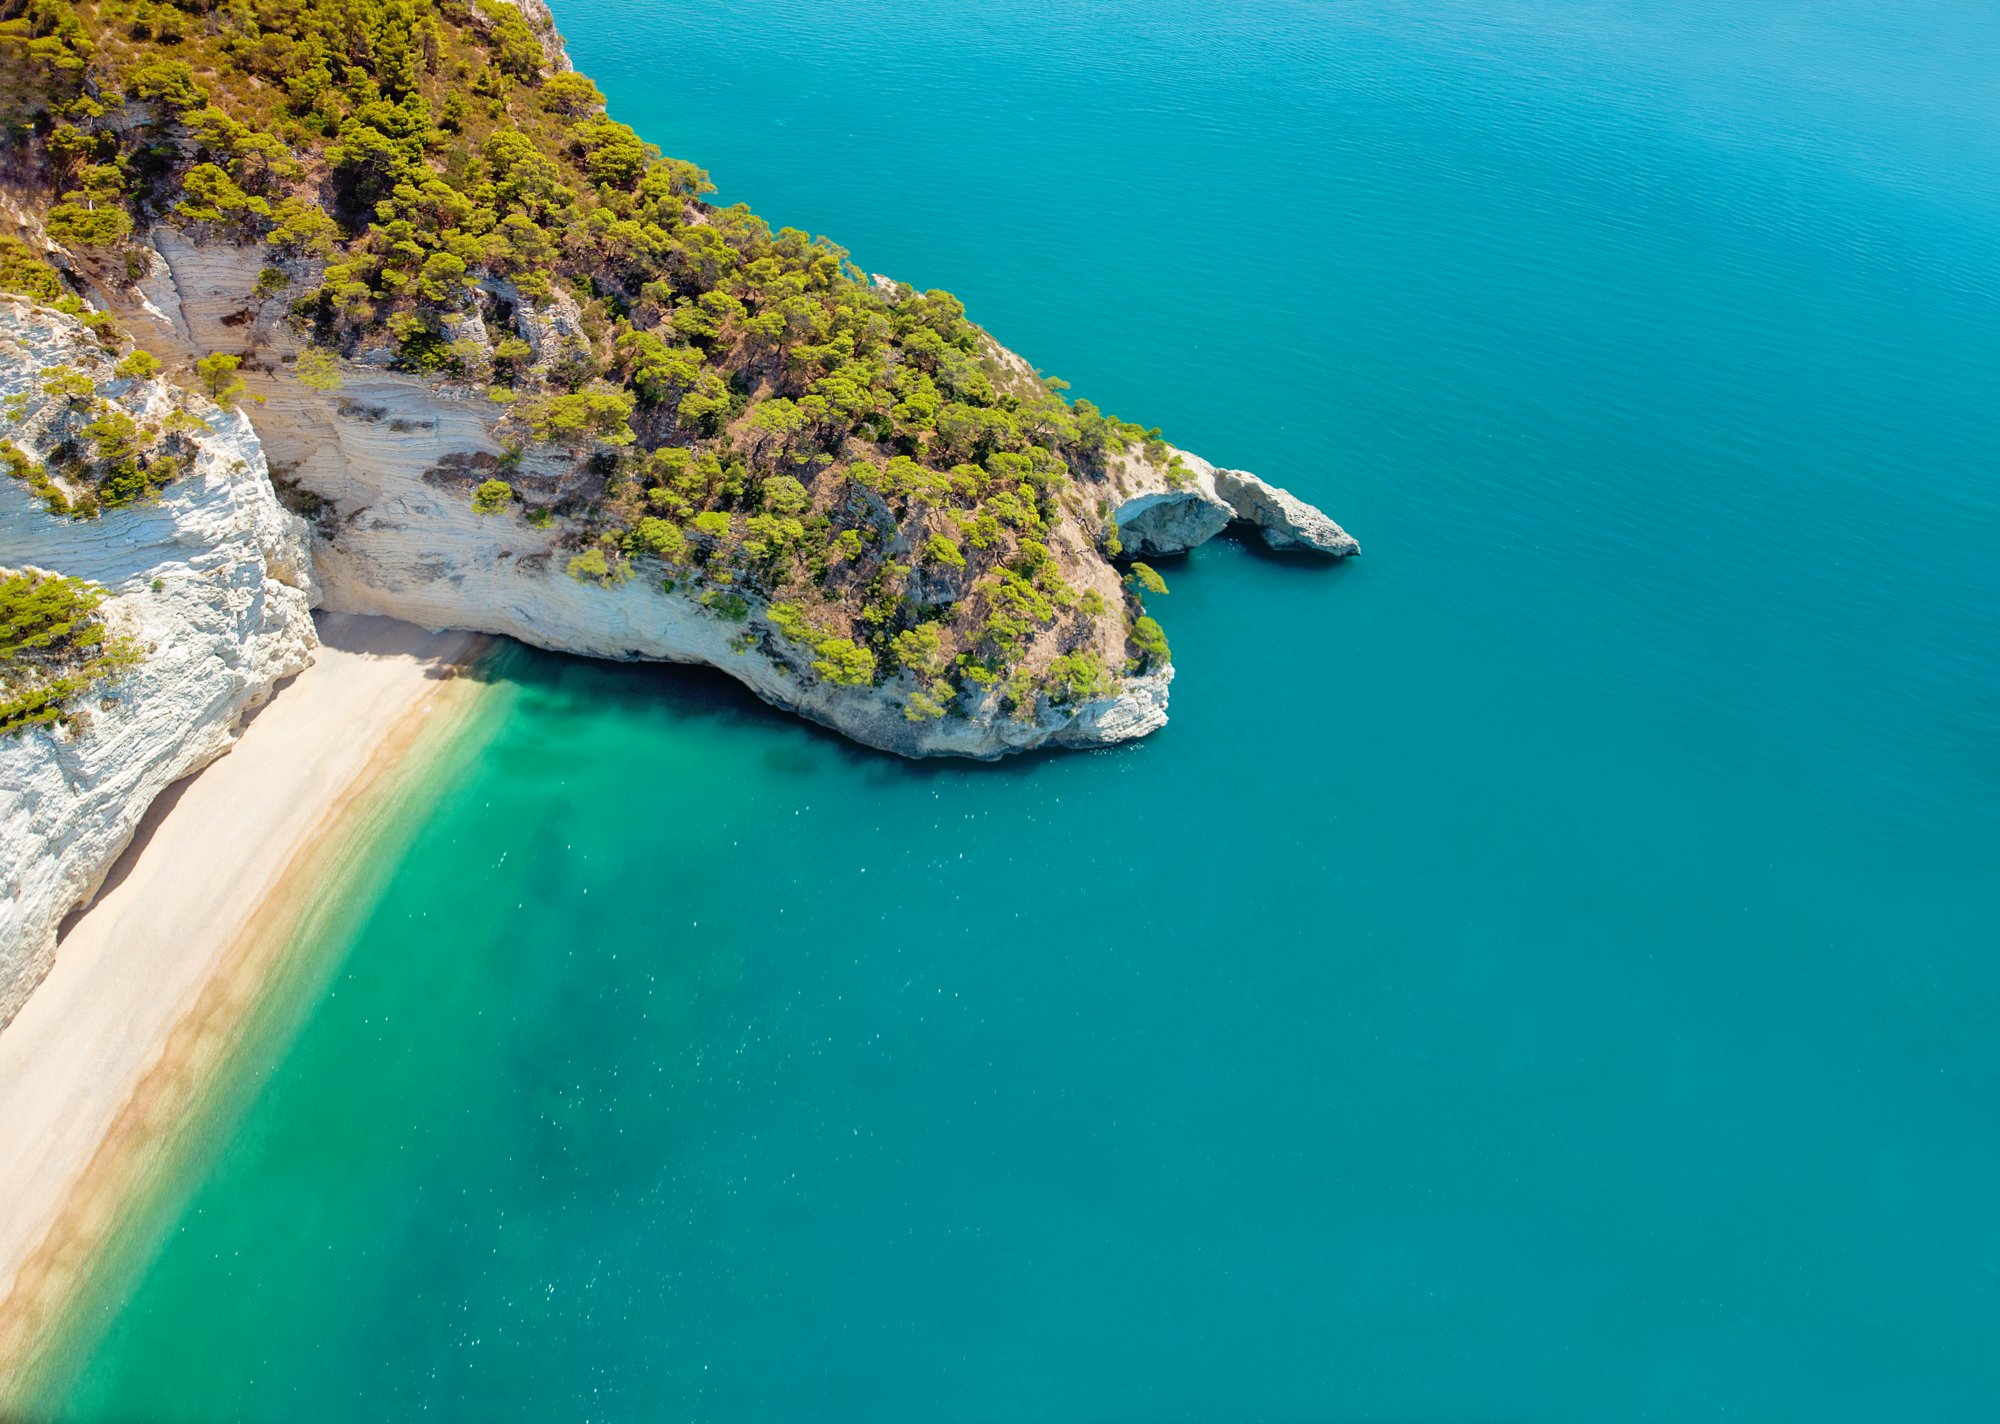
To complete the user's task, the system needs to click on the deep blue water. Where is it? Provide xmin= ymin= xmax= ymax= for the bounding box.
xmin=39 ymin=1 xmax=2000 ymax=1418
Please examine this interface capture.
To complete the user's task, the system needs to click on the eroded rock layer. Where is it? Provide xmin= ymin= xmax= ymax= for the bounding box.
xmin=0 ymin=299 xmax=316 ymax=1025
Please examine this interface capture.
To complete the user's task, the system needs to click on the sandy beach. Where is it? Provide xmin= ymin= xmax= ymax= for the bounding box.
xmin=0 ymin=611 xmax=489 ymax=1385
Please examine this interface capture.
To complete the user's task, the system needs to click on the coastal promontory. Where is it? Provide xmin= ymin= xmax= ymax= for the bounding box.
xmin=0 ymin=0 xmax=1356 ymax=1009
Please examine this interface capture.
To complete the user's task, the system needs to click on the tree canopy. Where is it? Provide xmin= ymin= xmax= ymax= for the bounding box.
xmin=0 ymin=0 xmax=1180 ymax=724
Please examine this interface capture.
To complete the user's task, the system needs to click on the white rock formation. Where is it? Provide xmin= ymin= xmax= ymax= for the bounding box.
xmin=1109 ymin=446 xmax=1361 ymax=558
xmin=0 ymin=299 xmax=316 ymax=1026
xmin=954 ymin=284 xmax=1358 ymax=558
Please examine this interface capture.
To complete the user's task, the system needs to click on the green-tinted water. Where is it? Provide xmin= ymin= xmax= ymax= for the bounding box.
xmin=33 ymin=0 xmax=2000 ymax=1417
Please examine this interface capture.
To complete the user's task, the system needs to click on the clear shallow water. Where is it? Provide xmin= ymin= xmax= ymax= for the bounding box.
xmin=37 ymin=0 xmax=2000 ymax=1418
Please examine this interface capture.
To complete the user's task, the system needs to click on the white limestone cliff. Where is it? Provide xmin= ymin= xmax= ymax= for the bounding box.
xmin=0 ymin=299 xmax=316 ymax=1026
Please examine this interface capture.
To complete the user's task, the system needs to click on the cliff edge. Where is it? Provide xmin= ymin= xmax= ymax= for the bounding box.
xmin=0 ymin=297 xmax=315 ymax=1025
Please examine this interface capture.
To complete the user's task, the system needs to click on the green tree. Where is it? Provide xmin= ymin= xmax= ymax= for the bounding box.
xmin=125 ymin=55 xmax=208 ymax=109
xmin=539 ymin=72 xmax=604 ymax=117
xmin=492 ymin=335 xmax=533 ymax=378
xmin=471 ymin=478 xmax=514 ymax=514
xmin=294 ymin=347 xmax=343 ymax=392
xmin=113 ymin=349 xmax=162 ymax=381
xmin=83 ymin=407 xmax=142 ymax=463
xmin=43 ymin=158 xmax=129 ymax=247
xmin=762 ymin=473 xmax=811 ymax=516
xmin=890 ymin=621 xmax=945 ymax=677
xmin=476 ymin=0 xmax=545 ymax=79
xmin=812 ymin=637 xmax=875 ymax=687
xmin=521 ymin=387 xmax=635 ymax=447
xmin=921 ymin=533 xmax=965 ymax=570
xmin=267 ymin=197 xmax=341 ymax=258
xmin=1126 ymin=561 xmax=1169 ymax=595
xmin=625 ymin=516 xmax=687 ymax=563
xmin=417 ymin=250 xmax=468 ymax=303
xmin=765 ymin=600 xmax=813 ymax=643
xmin=0 ymin=238 xmax=66 ymax=303
xmin=904 ymin=684 xmax=950 ymax=722
xmin=38 ymin=364 xmax=94 ymax=404
xmin=1045 ymin=650 xmax=1115 ymax=704
xmin=194 ymin=352 xmax=245 ymax=407
xmin=742 ymin=397 xmax=807 ymax=459
xmin=1128 ymin=615 xmax=1170 ymax=671
xmin=576 ymin=117 xmax=649 ymax=188
xmin=45 ymin=200 xmax=130 ymax=248
xmin=174 ymin=162 xmax=272 ymax=227
xmin=0 ymin=568 xmax=142 ymax=734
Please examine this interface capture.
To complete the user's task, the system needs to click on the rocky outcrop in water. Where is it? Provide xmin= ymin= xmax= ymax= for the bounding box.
xmin=1108 ymin=446 xmax=1361 ymax=558
xmin=0 ymin=299 xmax=316 ymax=1026
xmin=1212 ymin=466 xmax=1361 ymax=554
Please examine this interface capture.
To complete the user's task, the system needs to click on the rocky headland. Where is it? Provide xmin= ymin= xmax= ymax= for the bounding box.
xmin=0 ymin=0 xmax=1356 ymax=1017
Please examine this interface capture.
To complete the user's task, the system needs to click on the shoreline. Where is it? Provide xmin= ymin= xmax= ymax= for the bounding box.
xmin=0 ymin=612 xmax=494 ymax=1399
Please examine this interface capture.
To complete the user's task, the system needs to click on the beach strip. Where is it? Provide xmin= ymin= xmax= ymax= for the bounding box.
xmin=0 ymin=611 xmax=490 ymax=1386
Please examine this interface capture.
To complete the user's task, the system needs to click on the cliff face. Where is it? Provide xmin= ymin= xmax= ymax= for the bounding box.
xmin=0 ymin=299 xmax=316 ymax=1025
xmin=116 ymin=234 xmax=1175 ymax=758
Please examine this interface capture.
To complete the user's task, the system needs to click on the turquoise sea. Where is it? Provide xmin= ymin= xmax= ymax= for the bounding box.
xmin=29 ymin=0 xmax=2000 ymax=1418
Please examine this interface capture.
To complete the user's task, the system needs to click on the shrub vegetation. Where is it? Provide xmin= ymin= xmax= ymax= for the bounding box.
xmin=0 ymin=567 xmax=141 ymax=734
xmin=0 ymin=0 xmax=1179 ymax=721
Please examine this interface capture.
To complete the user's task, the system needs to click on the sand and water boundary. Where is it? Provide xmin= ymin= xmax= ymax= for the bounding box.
xmin=0 ymin=612 xmax=501 ymax=1404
